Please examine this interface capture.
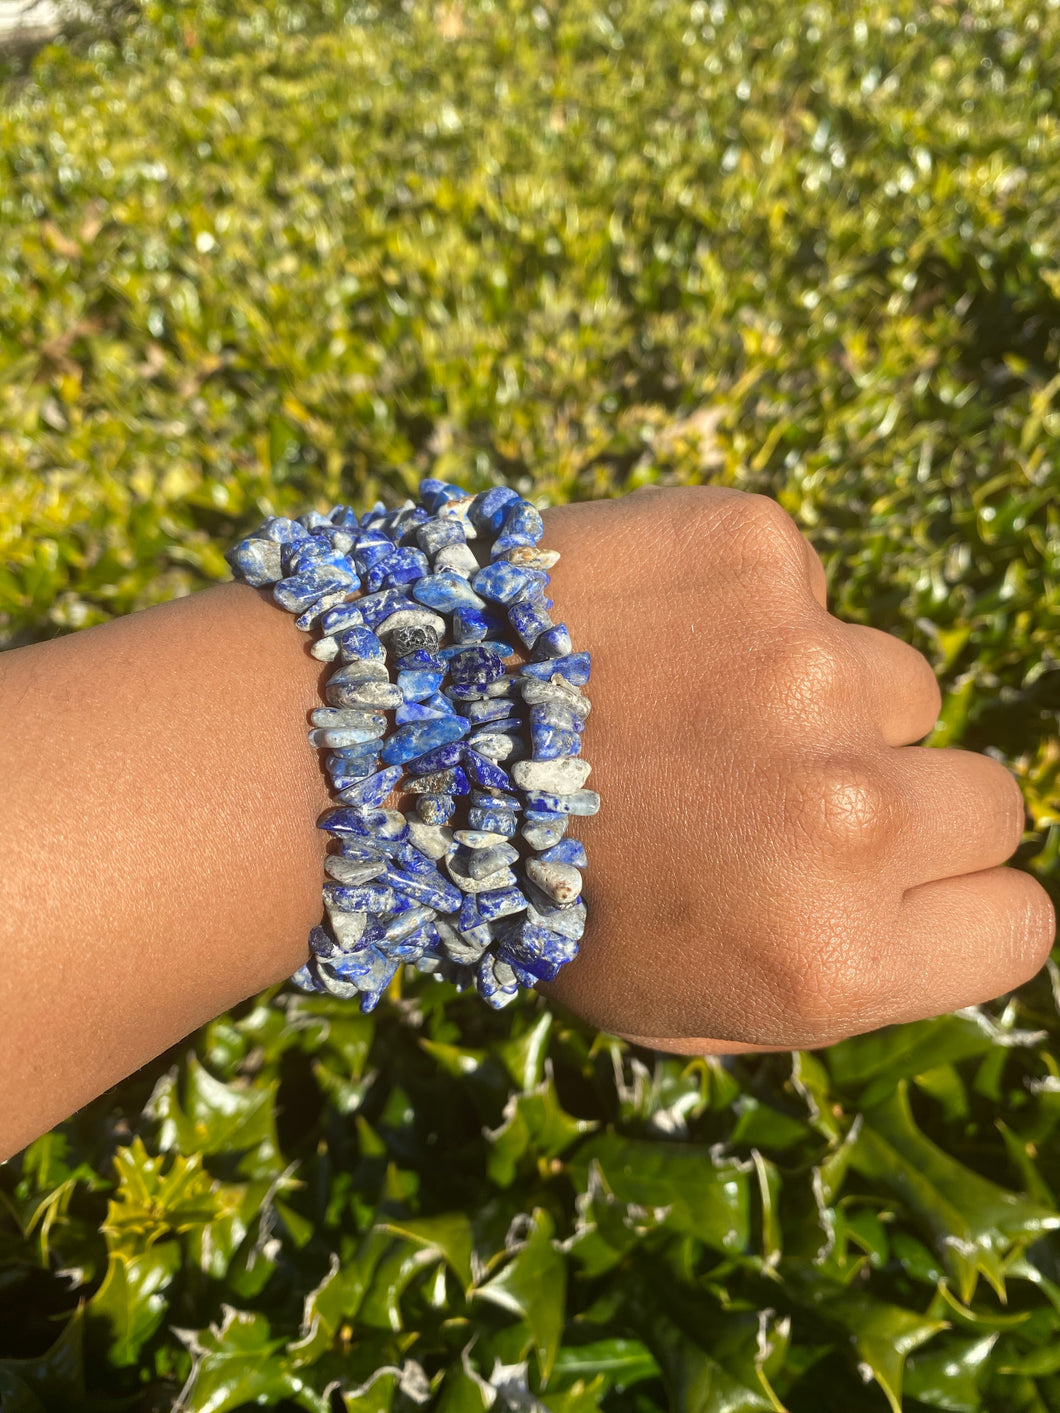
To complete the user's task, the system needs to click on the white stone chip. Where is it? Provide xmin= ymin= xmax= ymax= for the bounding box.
xmin=466 ymin=843 xmax=519 ymax=879
xmin=309 ymin=725 xmax=384 ymax=749
xmin=444 ymin=856 xmax=518 ymax=894
xmin=468 ymin=731 xmax=524 ymax=762
xmin=520 ymin=678 xmax=591 ymax=715
xmin=452 ymin=829 xmax=509 ymax=849
xmin=374 ymin=608 xmax=446 ymax=638
xmin=436 ymin=493 xmax=476 ymax=526
xmin=433 ymin=542 xmax=480 ymax=578
xmin=329 ymin=658 xmax=390 ymax=682
xmin=499 ymin=545 xmax=561 ymax=570
xmin=316 ymin=970 xmax=365 ymax=999
xmin=311 ymin=708 xmax=386 ymax=728
xmin=511 ymin=757 xmax=591 ymax=793
xmin=325 ymin=905 xmax=368 ymax=948
xmin=521 ymin=819 xmax=567 ymax=850
xmin=407 ymin=821 xmax=455 ymax=859
xmin=383 ymin=905 xmax=436 ymax=942
xmin=310 ymin=635 xmax=340 ymax=661
xmin=526 ymin=858 xmax=582 ymax=905
xmin=324 ymin=855 xmax=387 ymax=886
xmin=435 ymin=918 xmax=491 ymax=963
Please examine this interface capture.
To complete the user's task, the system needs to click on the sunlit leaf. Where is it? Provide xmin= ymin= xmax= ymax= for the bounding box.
xmin=88 ymin=1241 xmax=181 ymax=1366
xmin=486 ymin=1072 xmax=596 ymax=1188
xmin=173 ymin=1307 xmax=306 ymax=1413
xmin=849 ymin=1083 xmax=1060 ymax=1301
xmin=810 ymin=1289 xmax=949 ymax=1413
xmin=904 ymin=1333 xmax=998 ymax=1410
xmin=553 ymin=1338 xmax=660 ymax=1390
xmin=377 ymin=1213 xmax=474 ymax=1290
xmin=473 ymin=1208 xmax=566 ymax=1382
xmin=569 ymin=1133 xmax=751 ymax=1254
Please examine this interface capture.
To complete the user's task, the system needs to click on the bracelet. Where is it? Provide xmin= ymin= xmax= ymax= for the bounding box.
xmin=225 ymin=479 xmax=598 ymax=1012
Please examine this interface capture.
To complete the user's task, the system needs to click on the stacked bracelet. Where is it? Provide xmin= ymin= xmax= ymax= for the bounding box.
xmin=225 ymin=479 xmax=598 ymax=1012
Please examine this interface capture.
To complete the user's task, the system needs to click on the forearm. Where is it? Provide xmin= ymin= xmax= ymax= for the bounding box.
xmin=0 ymin=581 xmax=332 ymax=1160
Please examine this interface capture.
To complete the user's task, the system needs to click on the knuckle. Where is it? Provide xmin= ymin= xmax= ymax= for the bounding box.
xmin=734 ymin=492 xmax=807 ymax=568
xmin=788 ymin=756 xmax=898 ymax=859
xmin=763 ymin=930 xmax=879 ymax=1047
xmin=755 ymin=885 xmax=903 ymax=1046
xmin=659 ymin=486 xmax=744 ymax=564
xmin=765 ymin=628 xmax=853 ymax=721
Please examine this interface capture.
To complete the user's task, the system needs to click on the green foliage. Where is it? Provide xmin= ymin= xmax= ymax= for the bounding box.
xmin=1 ymin=0 xmax=1060 ymax=1408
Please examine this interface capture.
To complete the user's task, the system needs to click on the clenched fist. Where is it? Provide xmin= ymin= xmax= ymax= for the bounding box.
xmin=538 ymin=486 xmax=1055 ymax=1053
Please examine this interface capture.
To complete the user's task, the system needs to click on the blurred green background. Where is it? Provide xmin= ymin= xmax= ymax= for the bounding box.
xmin=1 ymin=0 xmax=1059 ymax=1408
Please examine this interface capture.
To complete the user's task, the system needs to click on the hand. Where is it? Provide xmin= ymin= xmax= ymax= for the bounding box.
xmin=537 ymin=486 xmax=1055 ymax=1053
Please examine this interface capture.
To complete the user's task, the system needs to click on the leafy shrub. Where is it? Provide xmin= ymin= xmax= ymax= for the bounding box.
xmin=1 ymin=0 xmax=1059 ymax=1409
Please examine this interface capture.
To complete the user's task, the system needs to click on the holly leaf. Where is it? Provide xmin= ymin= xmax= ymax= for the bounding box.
xmin=377 ymin=1213 xmax=474 ymax=1290
xmin=486 ymin=1070 xmax=596 ymax=1188
xmin=904 ymin=1333 xmax=999 ymax=1410
xmin=553 ymin=1338 xmax=660 ymax=1391
xmin=174 ymin=1306 xmax=319 ymax=1413
xmin=810 ymin=1289 xmax=949 ymax=1413
xmin=473 ymin=1208 xmax=566 ymax=1382
xmin=101 ymin=1140 xmax=219 ymax=1247
xmin=496 ymin=1010 xmax=553 ymax=1091
xmin=0 ymin=1305 xmax=85 ymax=1410
xmin=631 ymin=1304 xmax=779 ymax=1413
xmin=148 ymin=1056 xmax=281 ymax=1175
xmin=849 ymin=1082 xmax=1060 ymax=1301
xmin=88 ymin=1240 xmax=182 ymax=1366
xmin=357 ymin=1239 xmax=448 ymax=1333
xmin=568 ymin=1132 xmax=752 ymax=1254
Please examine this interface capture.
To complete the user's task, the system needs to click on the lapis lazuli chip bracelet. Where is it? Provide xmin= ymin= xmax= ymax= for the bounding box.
xmin=225 ymin=480 xmax=598 ymax=1012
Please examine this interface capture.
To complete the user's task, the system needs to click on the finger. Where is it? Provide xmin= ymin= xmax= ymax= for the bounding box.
xmin=843 ymin=622 xmax=943 ymax=746
xmin=614 ymin=1032 xmax=795 ymax=1056
xmin=893 ymin=745 xmax=1028 ymax=887
xmin=888 ymin=865 xmax=1056 ymax=1019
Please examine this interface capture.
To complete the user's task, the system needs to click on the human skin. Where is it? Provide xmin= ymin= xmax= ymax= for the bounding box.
xmin=0 ymin=485 xmax=1053 ymax=1160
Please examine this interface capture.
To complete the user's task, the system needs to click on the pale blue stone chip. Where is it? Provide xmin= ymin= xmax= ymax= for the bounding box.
xmin=523 ymin=789 xmax=600 ymax=815
xmin=397 ymin=669 xmax=445 ymax=701
xmin=333 ymin=765 xmax=403 ymax=809
xmin=521 ymin=651 xmax=590 ymax=685
xmin=226 ymin=537 xmax=282 ymax=586
xmin=339 ymin=626 xmax=386 ymax=662
xmin=530 ymin=623 xmax=573 ymax=660
xmin=476 ymin=887 xmax=528 ymax=922
xmin=412 ymin=571 xmax=486 ymax=613
xmin=469 ymin=486 xmax=521 ymax=534
xmin=320 ymin=602 xmax=367 ymax=636
xmin=468 ymin=807 xmax=518 ymax=836
xmin=502 ymin=500 xmax=545 ymax=543
xmin=416 ymin=793 xmax=456 ymax=825
xmin=471 ymin=560 xmax=535 ymax=604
